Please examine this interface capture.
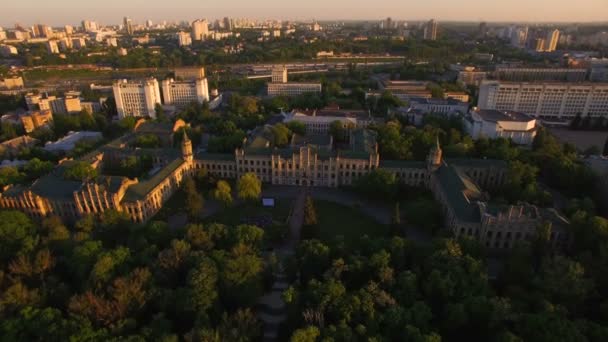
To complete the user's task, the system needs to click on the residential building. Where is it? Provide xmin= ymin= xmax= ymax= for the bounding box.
xmin=43 ymin=131 xmax=103 ymax=153
xmin=423 ymin=19 xmax=437 ymax=40
xmin=444 ymin=92 xmax=470 ymax=102
xmin=0 ymin=136 xmax=39 ymax=157
xmin=123 ymin=17 xmax=134 ymax=35
xmin=494 ymin=67 xmax=587 ymax=82
xmin=161 ymin=78 xmax=209 ymax=107
xmin=0 ymin=45 xmax=18 ymax=57
xmin=0 ymin=76 xmax=24 ymax=90
xmin=46 ymin=40 xmax=59 ymax=54
xmin=71 ymin=37 xmax=86 ymax=49
xmin=174 ymin=66 xmax=205 ymax=80
xmin=25 ymin=93 xmax=82 ymax=115
xmin=464 ymin=108 xmax=538 ymax=145
xmin=191 ymin=19 xmax=209 ymax=41
xmin=458 ymin=70 xmax=488 ymax=86
xmin=20 ymin=110 xmax=53 ymax=133
xmin=267 ymin=65 xmax=322 ymax=97
xmin=177 ymin=31 xmax=192 ymax=47
xmin=478 ymin=80 xmax=608 ymax=120
xmin=545 ymin=29 xmax=560 ymax=52
xmin=81 ymin=20 xmax=98 ymax=32
xmin=409 ymin=97 xmax=469 ymax=116
xmin=113 ymin=79 xmax=162 ymax=119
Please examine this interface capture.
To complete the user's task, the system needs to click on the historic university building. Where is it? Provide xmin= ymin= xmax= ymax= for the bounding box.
xmin=0 ymin=121 xmax=569 ymax=250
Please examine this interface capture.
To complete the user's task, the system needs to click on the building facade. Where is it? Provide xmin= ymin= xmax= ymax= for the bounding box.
xmin=113 ymin=79 xmax=162 ymax=119
xmin=191 ymin=19 xmax=209 ymax=41
xmin=494 ymin=67 xmax=587 ymax=82
xmin=161 ymin=78 xmax=209 ymax=107
xmin=478 ymin=80 xmax=608 ymax=120
xmin=267 ymin=65 xmax=322 ymax=96
xmin=464 ymin=109 xmax=538 ymax=145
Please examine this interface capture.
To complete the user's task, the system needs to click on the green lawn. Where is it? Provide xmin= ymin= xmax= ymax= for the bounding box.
xmin=204 ymin=199 xmax=293 ymax=227
xmin=310 ymin=201 xmax=389 ymax=244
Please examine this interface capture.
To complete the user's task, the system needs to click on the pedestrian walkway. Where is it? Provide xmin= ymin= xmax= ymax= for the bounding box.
xmin=257 ymin=187 xmax=306 ymax=341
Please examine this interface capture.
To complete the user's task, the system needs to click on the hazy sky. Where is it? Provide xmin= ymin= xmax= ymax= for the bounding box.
xmin=3 ymin=0 xmax=607 ymax=27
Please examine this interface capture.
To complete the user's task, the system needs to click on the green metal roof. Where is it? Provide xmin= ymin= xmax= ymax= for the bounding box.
xmin=122 ymin=158 xmax=185 ymax=202
xmin=196 ymin=152 xmax=235 ymax=161
xmin=30 ymin=163 xmax=83 ymax=200
xmin=435 ymin=164 xmax=482 ymax=223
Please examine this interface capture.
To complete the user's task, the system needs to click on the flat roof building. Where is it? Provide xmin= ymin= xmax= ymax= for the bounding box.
xmin=113 ymin=79 xmax=162 ymax=119
xmin=478 ymin=80 xmax=608 ymax=120
xmin=161 ymin=78 xmax=209 ymax=107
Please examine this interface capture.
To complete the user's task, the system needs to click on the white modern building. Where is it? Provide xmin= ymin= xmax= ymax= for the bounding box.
xmin=161 ymin=78 xmax=209 ymax=107
xmin=113 ymin=79 xmax=162 ymax=119
xmin=478 ymin=80 xmax=608 ymax=120
xmin=191 ymin=19 xmax=209 ymax=41
xmin=464 ymin=109 xmax=538 ymax=145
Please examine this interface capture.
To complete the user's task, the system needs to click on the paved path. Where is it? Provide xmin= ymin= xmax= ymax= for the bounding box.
xmin=257 ymin=187 xmax=306 ymax=341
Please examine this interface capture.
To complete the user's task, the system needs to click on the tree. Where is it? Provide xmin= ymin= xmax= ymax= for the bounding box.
xmin=63 ymin=161 xmax=97 ymax=181
xmin=0 ymin=211 xmax=37 ymax=263
xmin=271 ymin=123 xmax=291 ymax=147
xmin=188 ymin=258 xmax=219 ymax=312
xmin=392 ymin=202 xmax=401 ymax=226
xmin=237 ymin=173 xmax=261 ymax=202
xmin=212 ymin=180 xmax=233 ymax=207
xmin=286 ymin=121 xmax=306 ymax=135
xmin=303 ymin=196 xmax=318 ymax=226
xmin=353 ymin=169 xmax=397 ymax=200
xmin=0 ymin=166 xmax=23 ymax=187
xmin=291 ymin=326 xmax=320 ymax=342
xmin=183 ymin=177 xmax=204 ymax=219
xmin=329 ymin=120 xmax=346 ymax=142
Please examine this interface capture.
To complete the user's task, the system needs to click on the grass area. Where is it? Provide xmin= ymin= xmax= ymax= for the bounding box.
xmin=401 ymin=192 xmax=443 ymax=235
xmin=204 ymin=199 xmax=293 ymax=227
xmin=309 ymin=200 xmax=389 ymax=244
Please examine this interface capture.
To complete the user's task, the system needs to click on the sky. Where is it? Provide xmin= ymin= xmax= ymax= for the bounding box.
xmin=2 ymin=0 xmax=607 ymax=27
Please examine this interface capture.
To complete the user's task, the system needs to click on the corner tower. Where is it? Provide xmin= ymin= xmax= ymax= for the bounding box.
xmin=181 ymin=131 xmax=193 ymax=162
xmin=427 ymin=136 xmax=442 ymax=172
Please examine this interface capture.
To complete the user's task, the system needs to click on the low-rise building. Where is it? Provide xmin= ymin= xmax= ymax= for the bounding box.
xmin=20 ymin=110 xmax=53 ymax=133
xmin=174 ymin=66 xmax=205 ymax=80
xmin=409 ymin=97 xmax=469 ymax=116
xmin=267 ymin=65 xmax=322 ymax=97
xmin=464 ymin=108 xmax=538 ymax=145
xmin=0 ymin=44 xmax=18 ymax=57
xmin=0 ymin=136 xmax=39 ymax=157
xmin=0 ymin=76 xmax=24 ymax=90
xmin=283 ymin=106 xmax=374 ymax=135
xmin=444 ymin=92 xmax=470 ymax=102
xmin=43 ymin=131 xmax=103 ymax=153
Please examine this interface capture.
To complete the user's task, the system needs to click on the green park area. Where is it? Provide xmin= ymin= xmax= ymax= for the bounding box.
xmin=306 ymin=200 xmax=390 ymax=244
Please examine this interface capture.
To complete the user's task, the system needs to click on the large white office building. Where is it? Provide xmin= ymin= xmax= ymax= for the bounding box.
xmin=113 ymin=79 xmax=162 ymax=119
xmin=478 ymin=80 xmax=608 ymax=120
xmin=161 ymin=78 xmax=209 ymax=107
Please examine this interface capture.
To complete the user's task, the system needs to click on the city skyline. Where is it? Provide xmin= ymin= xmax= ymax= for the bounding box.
xmin=2 ymin=0 xmax=607 ymax=27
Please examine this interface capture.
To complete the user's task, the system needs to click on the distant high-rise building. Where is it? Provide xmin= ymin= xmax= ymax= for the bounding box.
xmin=64 ymin=25 xmax=74 ymax=36
xmin=46 ymin=40 xmax=59 ymax=54
xmin=223 ymin=17 xmax=233 ymax=30
xmin=423 ymin=19 xmax=438 ymax=40
xmin=534 ymin=38 xmax=546 ymax=52
xmin=382 ymin=17 xmax=393 ymax=30
xmin=545 ymin=29 xmax=560 ymax=52
xmin=478 ymin=22 xmax=488 ymax=38
xmin=123 ymin=17 xmax=134 ymax=35
xmin=510 ymin=26 xmax=528 ymax=48
xmin=113 ymin=79 xmax=162 ymax=119
xmin=81 ymin=20 xmax=98 ymax=32
xmin=146 ymin=20 xmax=153 ymax=28
xmin=35 ymin=24 xmax=53 ymax=38
xmin=191 ymin=19 xmax=209 ymax=41
xmin=177 ymin=31 xmax=192 ymax=47
xmin=272 ymin=65 xmax=288 ymax=83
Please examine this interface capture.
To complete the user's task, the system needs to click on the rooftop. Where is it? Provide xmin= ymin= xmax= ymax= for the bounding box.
xmin=123 ymin=158 xmax=185 ymax=202
xmin=472 ymin=109 xmax=534 ymax=123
